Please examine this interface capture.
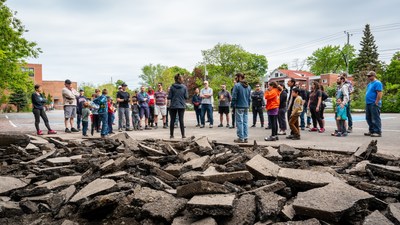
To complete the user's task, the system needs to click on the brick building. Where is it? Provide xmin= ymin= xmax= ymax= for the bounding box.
xmin=25 ymin=63 xmax=77 ymax=109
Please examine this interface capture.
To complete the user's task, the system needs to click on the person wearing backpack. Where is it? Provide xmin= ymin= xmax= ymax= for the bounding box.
xmin=93 ymin=89 xmax=109 ymax=138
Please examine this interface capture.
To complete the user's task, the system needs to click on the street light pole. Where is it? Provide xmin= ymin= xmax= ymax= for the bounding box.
xmin=344 ymin=31 xmax=352 ymax=74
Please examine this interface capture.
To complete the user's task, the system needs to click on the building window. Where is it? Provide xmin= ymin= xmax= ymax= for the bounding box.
xmin=322 ymin=79 xmax=327 ymax=83
xmin=275 ymin=73 xmax=279 ymax=78
xmin=21 ymin=67 xmax=35 ymax=77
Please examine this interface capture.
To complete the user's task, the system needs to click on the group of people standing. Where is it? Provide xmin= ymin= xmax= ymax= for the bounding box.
xmin=31 ymin=71 xmax=383 ymax=142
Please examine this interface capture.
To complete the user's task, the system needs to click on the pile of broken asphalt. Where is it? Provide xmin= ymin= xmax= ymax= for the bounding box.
xmin=0 ymin=132 xmax=400 ymax=225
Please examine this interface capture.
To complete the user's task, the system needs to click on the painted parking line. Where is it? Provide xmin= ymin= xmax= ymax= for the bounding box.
xmin=5 ymin=115 xmax=8 ymax=119
xmin=9 ymin=120 xmax=17 ymax=127
xmin=325 ymin=116 xmax=396 ymax=122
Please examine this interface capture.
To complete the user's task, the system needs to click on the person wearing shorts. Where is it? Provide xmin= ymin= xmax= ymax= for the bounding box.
xmin=62 ymin=79 xmax=80 ymax=133
xmin=217 ymin=84 xmax=231 ymax=127
xmin=154 ymin=83 xmax=168 ymax=129
xmin=137 ymin=86 xmax=151 ymax=130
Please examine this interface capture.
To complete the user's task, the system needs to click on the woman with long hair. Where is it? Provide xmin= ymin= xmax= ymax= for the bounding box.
xmin=168 ymin=73 xmax=189 ymax=139
xmin=308 ymin=81 xmax=325 ymax=132
xmin=277 ymin=84 xmax=287 ymax=135
xmin=31 ymin=84 xmax=57 ymax=135
xmin=264 ymin=81 xmax=281 ymax=141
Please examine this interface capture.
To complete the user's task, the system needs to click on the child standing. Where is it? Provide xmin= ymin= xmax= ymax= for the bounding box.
xmin=90 ymin=93 xmax=100 ymax=136
xmin=132 ymin=96 xmax=140 ymax=130
xmin=82 ymin=102 xmax=91 ymax=137
xmin=336 ymin=98 xmax=348 ymax=137
xmin=288 ymin=88 xmax=303 ymax=140
xmin=107 ymin=97 xmax=116 ymax=134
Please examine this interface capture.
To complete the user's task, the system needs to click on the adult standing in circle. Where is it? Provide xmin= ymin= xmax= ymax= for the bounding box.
xmin=264 ymin=81 xmax=281 ymax=141
xmin=62 ymin=79 xmax=80 ymax=133
xmin=231 ymin=73 xmax=251 ymax=143
xmin=308 ymin=81 xmax=324 ymax=133
xmin=32 ymin=84 xmax=57 ymax=135
xmin=116 ymin=83 xmax=131 ymax=131
xmin=168 ymin=73 xmax=189 ymax=139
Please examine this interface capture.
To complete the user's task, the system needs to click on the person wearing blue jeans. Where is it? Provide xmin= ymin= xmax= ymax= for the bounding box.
xmin=200 ymin=81 xmax=214 ymax=128
xmin=231 ymin=73 xmax=251 ymax=143
xmin=364 ymin=71 xmax=383 ymax=137
xmin=93 ymin=89 xmax=109 ymax=138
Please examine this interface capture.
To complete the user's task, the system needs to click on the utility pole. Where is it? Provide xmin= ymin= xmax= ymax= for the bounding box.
xmin=344 ymin=31 xmax=352 ymax=74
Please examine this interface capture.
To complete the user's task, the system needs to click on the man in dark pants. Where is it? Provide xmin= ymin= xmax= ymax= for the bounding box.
xmin=76 ymin=89 xmax=87 ymax=131
xmin=364 ymin=71 xmax=383 ymax=137
xmin=251 ymin=83 xmax=265 ymax=127
xmin=286 ymin=78 xmax=296 ymax=138
xmin=299 ymin=84 xmax=311 ymax=130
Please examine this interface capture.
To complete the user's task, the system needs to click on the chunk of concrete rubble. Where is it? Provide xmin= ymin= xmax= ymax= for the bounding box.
xmin=362 ymin=210 xmax=394 ymax=225
xmin=278 ymin=144 xmax=301 ymax=159
xmin=109 ymin=132 xmax=140 ymax=151
xmin=22 ymin=149 xmax=56 ymax=164
xmin=100 ymin=159 xmax=115 ymax=172
xmin=39 ymin=176 xmax=81 ymax=190
xmin=255 ymin=191 xmax=286 ymax=221
xmin=0 ymin=201 xmax=23 ymax=217
xmin=272 ymin=218 xmax=321 ymax=225
xmin=46 ymin=157 xmax=71 ymax=166
xmin=281 ymin=203 xmax=296 ymax=221
xmin=187 ymin=194 xmax=235 ymax=216
xmin=265 ymin=146 xmax=283 ymax=160
xmin=353 ymin=140 xmax=377 ymax=159
xmin=171 ymin=215 xmax=196 ymax=225
xmin=293 ymin=182 xmax=374 ymax=223
xmin=388 ymin=203 xmax=400 ymax=224
xmin=221 ymin=194 xmax=256 ymax=225
xmin=27 ymin=134 xmax=49 ymax=145
xmin=195 ymin=136 xmax=213 ymax=149
xmin=151 ymin=167 xmax=177 ymax=181
xmin=181 ymin=152 xmax=200 ymax=162
xmin=366 ymin=163 xmax=400 ymax=180
xmin=164 ymin=164 xmax=184 ymax=176
xmin=277 ymin=168 xmax=342 ymax=190
xmin=61 ymin=220 xmax=79 ymax=225
xmin=355 ymin=181 xmax=400 ymax=198
xmin=346 ymin=160 xmax=369 ymax=175
xmin=59 ymin=185 xmax=76 ymax=203
xmin=241 ymin=181 xmax=286 ymax=195
xmin=138 ymin=143 xmax=166 ymax=156
xmin=78 ymin=192 xmax=124 ymax=219
xmin=102 ymin=171 xmax=128 ymax=179
xmin=183 ymin=155 xmax=210 ymax=170
xmin=246 ymin=154 xmax=281 ymax=178
xmin=19 ymin=200 xmax=38 ymax=214
xmin=199 ymin=166 xmax=253 ymax=183
xmin=142 ymin=195 xmax=187 ymax=222
xmin=0 ymin=176 xmax=28 ymax=194
xmin=70 ymin=178 xmax=116 ymax=203
xmin=191 ymin=217 xmax=217 ymax=225
xmin=25 ymin=143 xmax=40 ymax=152
xmin=0 ymin=133 xmax=30 ymax=147
xmin=176 ymin=180 xmax=229 ymax=198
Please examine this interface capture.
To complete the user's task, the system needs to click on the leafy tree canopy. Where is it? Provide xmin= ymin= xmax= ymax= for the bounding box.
xmin=307 ymin=45 xmax=355 ymax=75
xmin=139 ymin=64 xmax=168 ymax=88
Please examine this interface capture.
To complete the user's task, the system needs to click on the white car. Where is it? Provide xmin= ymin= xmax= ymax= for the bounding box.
xmin=324 ymin=98 xmax=333 ymax=109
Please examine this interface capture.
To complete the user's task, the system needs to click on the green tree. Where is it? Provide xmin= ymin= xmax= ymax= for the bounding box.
xmin=382 ymin=51 xmax=400 ymax=85
xmin=201 ymin=43 xmax=268 ymax=87
xmin=159 ymin=66 xmax=190 ymax=90
xmin=139 ymin=64 xmax=168 ymax=88
xmin=307 ymin=45 xmax=355 ymax=75
xmin=114 ymin=79 xmax=126 ymax=88
xmin=78 ymin=82 xmax=96 ymax=98
xmin=46 ymin=93 xmax=52 ymax=105
xmin=278 ymin=63 xmax=288 ymax=70
xmin=0 ymin=0 xmax=41 ymax=93
xmin=8 ymin=89 xmax=28 ymax=112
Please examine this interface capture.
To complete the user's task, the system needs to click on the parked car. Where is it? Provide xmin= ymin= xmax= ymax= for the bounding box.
xmin=324 ymin=98 xmax=333 ymax=109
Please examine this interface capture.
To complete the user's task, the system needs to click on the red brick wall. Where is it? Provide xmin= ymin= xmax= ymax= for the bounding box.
xmin=26 ymin=63 xmax=43 ymax=85
xmin=42 ymin=81 xmax=78 ymax=109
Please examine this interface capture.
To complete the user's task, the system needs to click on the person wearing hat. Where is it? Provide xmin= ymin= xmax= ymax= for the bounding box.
xmin=76 ymin=89 xmax=87 ymax=131
xmin=116 ymin=83 xmax=132 ymax=131
xmin=364 ymin=71 xmax=383 ymax=137
xmin=62 ymin=79 xmax=80 ymax=133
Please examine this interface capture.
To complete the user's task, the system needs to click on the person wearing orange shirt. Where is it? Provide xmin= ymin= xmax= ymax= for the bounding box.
xmin=264 ymin=81 xmax=281 ymax=141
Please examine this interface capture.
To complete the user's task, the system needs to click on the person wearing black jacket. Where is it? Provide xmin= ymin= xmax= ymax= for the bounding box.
xmin=192 ymin=88 xmax=202 ymax=127
xmin=32 ymin=84 xmax=57 ymax=135
xmin=277 ymin=84 xmax=288 ymax=135
xmin=251 ymin=84 xmax=265 ymax=127
xmin=168 ymin=73 xmax=189 ymax=139
xmin=299 ymin=84 xmax=311 ymax=130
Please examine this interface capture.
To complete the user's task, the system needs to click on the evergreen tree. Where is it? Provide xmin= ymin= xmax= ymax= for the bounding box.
xmin=8 ymin=89 xmax=28 ymax=112
xmin=354 ymin=24 xmax=379 ymax=89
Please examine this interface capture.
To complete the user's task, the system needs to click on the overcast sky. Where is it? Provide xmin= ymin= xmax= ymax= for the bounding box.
xmin=7 ymin=0 xmax=400 ymax=89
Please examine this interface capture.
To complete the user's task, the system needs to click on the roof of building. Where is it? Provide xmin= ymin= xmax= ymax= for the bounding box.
xmin=278 ymin=69 xmax=315 ymax=78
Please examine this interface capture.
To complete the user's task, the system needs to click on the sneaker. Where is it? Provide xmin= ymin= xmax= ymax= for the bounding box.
xmin=265 ymin=126 xmax=271 ymax=130
xmin=163 ymin=125 xmax=167 ymax=129
xmin=126 ymin=128 xmax=133 ymax=131
xmin=229 ymin=126 xmax=235 ymax=129
xmin=309 ymin=128 xmax=318 ymax=132
xmin=218 ymin=124 xmax=223 ymax=127
xmin=348 ymin=127 xmax=353 ymax=133
xmin=226 ymin=124 xmax=230 ymax=128
xmin=200 ymin=125 xmax=205 ymax=128
xmin=300 ymin=127 xmax=305 ymax=131
xmin=364 ymin=132 xmax=372 ymax=136
xmin=335 ymin=132 xmax=342 ymax=137
xmin=264 ymin=136 xmax=276 ymax=141
xmin=244 ymin=139 xmax=248 ymax=143
xmin=234 ymin=138 xmax=245 ymax=143
xmin=65 ymin=128 xmax=71 ymax=133
xmin=275 ymin=136 xmax=279 ymax=141
xmin=286 ymin=135 xmax=294 ymax=139
xmin=48 ymin=130 xmax=57 ymax=134
xmin=83 ymin=134 xmax=89 ymax=137
xmin=342 ymin=132 xmax=348 ymax=137
xmin=292 ymin=135 xmax=301 ymax=140
xmin=170 ymin=136 xmax=174 ymax=139
xmin=101 ymin=135 xmax=108 ymax=139
xmin=195 ymin=124 xmax=200 ymax=127
xmin=37 ymin=130 xmax=43 ymax=135
xmin=251 ymin=124 xmax=256 ymax=128
xmin=209 ymin=125 xmax=213 ymax=128
xmin=261 ymin=124 xmax=264 ymax=128
xmin=331 ymin=130 xmax=338 ymax=136
xmin=71 ymin=127 xmax=79 ymax=132
xmin=370 ymin=133 xmax=382 ymax=137
xmin=145 ymin=126 xmax=152 ymax=130
xmin=306 ymin=124 xmax=311 ymax=128
xmin=318 ymin=128 xmax=325 ymax=133
xmin=278 ymin=131 xmax=286 ymax=135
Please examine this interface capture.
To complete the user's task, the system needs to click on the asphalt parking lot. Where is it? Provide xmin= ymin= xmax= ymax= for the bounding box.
xmin=1 ymin=110 xmax=399 ymax=157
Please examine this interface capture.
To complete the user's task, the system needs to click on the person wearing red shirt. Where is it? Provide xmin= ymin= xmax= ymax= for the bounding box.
xmin=264 ymin=81 xmax=281 ymax=141
xmin=147 ymin=87 xmax=155 ymax=127
xmin=107 ymin=97 xmax=116 ymax=134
